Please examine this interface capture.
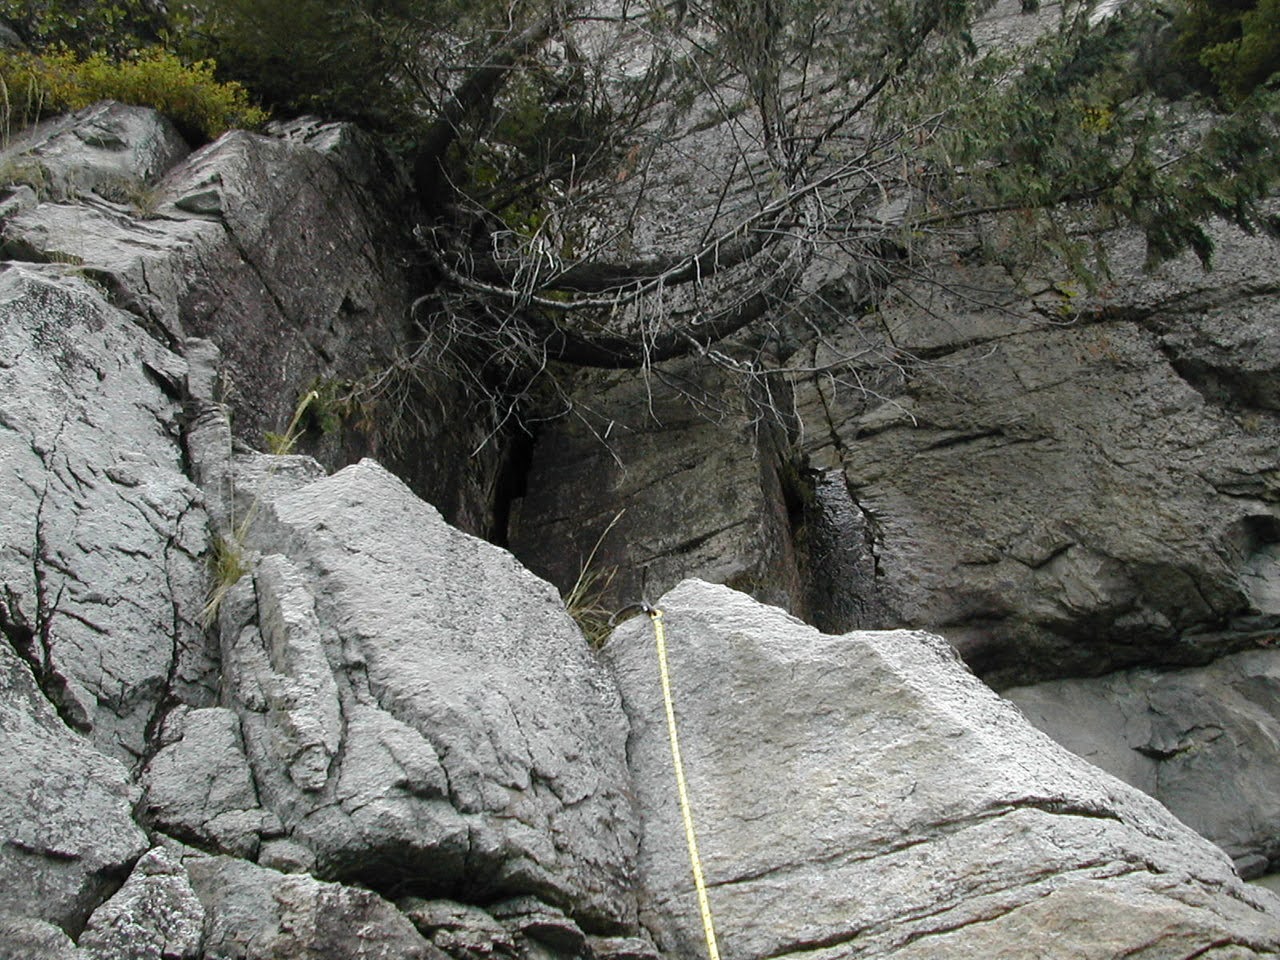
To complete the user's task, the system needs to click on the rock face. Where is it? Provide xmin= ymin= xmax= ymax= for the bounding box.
xmin=509 ymin=361 xmax=805 ymax=617
xmin=180 ymin=850 xmax=436 ymax=960
xmin=5 ymin=95 xmax=1280 ymax=960
xmin=605 ymin=580 xmax=1280 ymax=959
xmin=1 ymin=102 xmax=503 ymax=534
xmin=1007 ymin=647 xmax=1280 ymax=877
xmin=0 ymin=264 xmax=210 ymax=762
xmin=0 ymin=106 xmax=637 ymax=955
xmin=0 ymin=641 xmax=148 ymax=936
xmin=158 ymin=458 xmax=638 ymax=929
xmin=793 ymin=219 xmax=1280 ymax=686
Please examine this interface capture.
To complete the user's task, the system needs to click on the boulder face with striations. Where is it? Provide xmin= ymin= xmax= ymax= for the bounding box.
xmin=604 ymin=580 xmax=1280 ymax=959
xmin=140 ymin=456 xmax=641 ymax=931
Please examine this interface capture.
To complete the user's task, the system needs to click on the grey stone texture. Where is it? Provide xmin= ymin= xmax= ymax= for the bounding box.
xmin=180 ymin=851 xmax=439 ymax=960
xmin=1007 ymin=647 xmax=1280 ymax=875
xmin=141 ymin=707 xmax=279 ymax=859
xmin=203 ymin=458 xmax=639 ymax=930
xmin=4 ymin=91 xmax=1280 ymax=959
xmin=79 ymin=847 xmax=206 ymax=960
xmin=0 ymin=265 xmax=210 ymax=762
xmin=605 ymin=580 xmax=1280 ymax=960
xmin=792 ymin=216 xmax=1280 ymax=686
xmin=0 ymin=916 xmax=88 ymax=960
xmin=1 ymin=104 xmax=504 ymax=535
xmin=509 ymin=361 xmax=805 ymax=617
xmin=0 ymin=101 xmax=190 ymax=204
xmin=0 ymin=642 xmax=148 ymax=935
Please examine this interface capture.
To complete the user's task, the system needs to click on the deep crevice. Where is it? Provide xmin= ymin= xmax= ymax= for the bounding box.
xmin=490 ymin=424 xmax=537 ymax=548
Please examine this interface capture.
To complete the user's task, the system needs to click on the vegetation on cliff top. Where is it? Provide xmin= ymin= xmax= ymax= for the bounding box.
xmin=0 ymin=0 xmax=263 ymax=140
xmin=2 ymin=0 xmax=1276 ymax=386
xmin=169 ymin=0 xmax=1279 ymax=380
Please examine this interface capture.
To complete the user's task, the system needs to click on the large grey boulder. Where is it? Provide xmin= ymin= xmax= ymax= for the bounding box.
xmin=0 ymin=642 xmax=148 ymax=935
xmin=0 ymin=264 xmax=210 ymax=761
xmin=605 ymin=580 xmax=1280 ymax=959
xmin=180 ymin=849 xmax=438 ymax=959
xmin=1006 ymin=647 xmax=1280 ymax=876
xmin=141 ymin=457 xmax=639 ymax=929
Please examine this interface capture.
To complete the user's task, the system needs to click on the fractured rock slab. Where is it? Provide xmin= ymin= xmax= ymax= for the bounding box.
xmin=0 ymin=265 xmax=209 ymax=762
xmin=0 ymin=642 xmax=148 ymax=935
xmin=212 ymin=458 xmax=637 ymax=929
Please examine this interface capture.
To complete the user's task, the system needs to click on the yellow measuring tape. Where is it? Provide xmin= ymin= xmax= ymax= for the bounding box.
xmin=649 ymin=608 xmax=721 ymax=960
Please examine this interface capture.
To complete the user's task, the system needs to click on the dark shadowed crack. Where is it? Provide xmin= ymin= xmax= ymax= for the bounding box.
xmin=137 ymin=499 xmax=204 ymax=775
xmin=705 ymin=796 xmax=1123 ymax=895
xmin=635 ymin=520 xmax=754 ymax=564
xmin=2 ymin=449 xmax=93 ymax=733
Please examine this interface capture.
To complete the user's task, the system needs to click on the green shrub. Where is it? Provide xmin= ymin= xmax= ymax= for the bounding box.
xmin=181 ymin=0 xmax=419 ymax=128
xmin=0 ymin=0 xmax=168 ymax=57
xmin=1171 ymin=0 xmax=1280 ymax=103
xmin=0 ymin=47 xmax=266 ymax=141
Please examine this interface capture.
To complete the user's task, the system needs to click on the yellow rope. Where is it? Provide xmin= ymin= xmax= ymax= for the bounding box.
xmin=649 ymin=608 xmax=721 ymax=960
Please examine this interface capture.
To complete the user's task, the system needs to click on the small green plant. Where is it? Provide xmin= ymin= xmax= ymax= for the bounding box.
xmin=202 ymin=531 xmax=250 ymax=627
xmin=93 ymin=172 xmax=165 ymax=216
xmin=203 ymin=388 xmax=322 ymax=624
xmin=0 ymin=158 xmax=50 ymax=195
xmin=264 ymin=388 xmax=320 ymax=454
xmin=0 ymin=47 xmax=266 ymax=142
xmin=564 ymin=509 xmax=625 ymax=647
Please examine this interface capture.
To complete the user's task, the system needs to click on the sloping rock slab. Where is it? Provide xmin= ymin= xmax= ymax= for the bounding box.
xmin=0 ymin=264 xmax=209 ymax=761
xmin=208 ymin=459 xmax=636 ymax=928
xmin=0 ymin=101 xmax=189 ymax=202
xmin=2 ymin=118 xmax=414 ymax=448
xmin=1007 ymin=647 xmax=1280 ymax=875
xmin=604 ymin=579 xmax=1280 ymax=959
xmin=2 ymin=109 xmax=505 ymax=535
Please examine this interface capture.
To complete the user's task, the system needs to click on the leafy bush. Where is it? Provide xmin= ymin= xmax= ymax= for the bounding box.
xmin=1171 ymin=0 xmax=1280 ymax=103
xmin=0 ymin=47 xmax=266 ymax=141
xmin=179 ymin=0 xmax=420 ymax=129
xmin=0 ymin=0 xmax=167 ymax=57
